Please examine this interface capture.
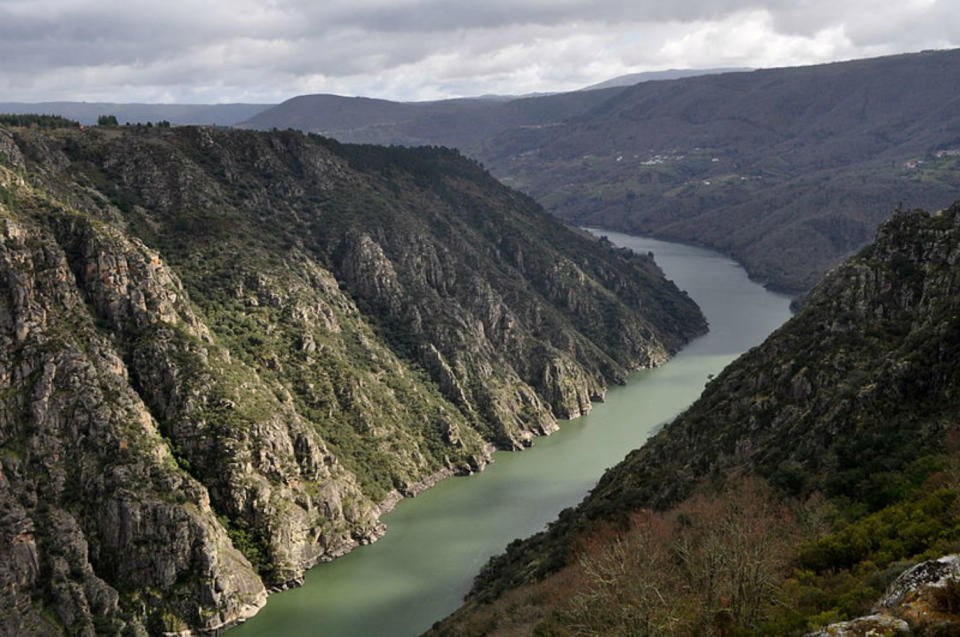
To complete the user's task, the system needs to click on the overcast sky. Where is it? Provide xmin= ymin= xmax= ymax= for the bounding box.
xmin=1 ymin=0 xmax=958 ymax=104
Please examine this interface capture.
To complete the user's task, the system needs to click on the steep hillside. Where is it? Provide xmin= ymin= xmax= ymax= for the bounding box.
xmin=480 ymin=49 xmax=960 ymax=291
xmin=0 ymin=123 xmax=704 ymax=635
xmin=432 ymin=201 xmax=960 ymax=636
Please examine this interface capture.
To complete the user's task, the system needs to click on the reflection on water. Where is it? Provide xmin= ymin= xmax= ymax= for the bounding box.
xmin=229 ymin=233 xmax=793 ymax=637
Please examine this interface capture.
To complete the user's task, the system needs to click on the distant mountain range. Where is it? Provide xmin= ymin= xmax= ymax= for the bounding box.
xmin=0 ymin=67 xmax=736 ymax=130
xmin=475 ymin=50 xmax=960 ymax=291
xmin=235 ymin=69 xmax=750 ymax=148
xmin=238 ymin=88 xmax=628 ymax=149
xmin=7 ymin=53 xmax=960 ymax=292
xmin=237 ymin=49 xmax=960 ymax=292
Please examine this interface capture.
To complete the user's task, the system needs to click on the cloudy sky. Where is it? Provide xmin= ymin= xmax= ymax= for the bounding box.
xmin=1 ymin=0 xmax=958 ymax=104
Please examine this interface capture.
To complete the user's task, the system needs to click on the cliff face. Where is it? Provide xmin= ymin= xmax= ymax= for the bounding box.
xmin=439 ymin=202 xmax=960 ymax=634
xmin=0 ymin=124 xmax=705 ymax=635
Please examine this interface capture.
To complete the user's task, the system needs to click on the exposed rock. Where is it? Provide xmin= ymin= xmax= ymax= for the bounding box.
xmin=878 ymin=555 xmax=960 ymax=611
xmin=0 ymin=130 xmax=24 ymax=170
xmin=0 ymin=210 xmax=267 ymax=635
xmin=808 ymin=555 xmax=960 ymax=636
xmin=0 ymin=124 xmax=706 ymax=634
xmin=806 ymin=614 xmax=909 ymax=637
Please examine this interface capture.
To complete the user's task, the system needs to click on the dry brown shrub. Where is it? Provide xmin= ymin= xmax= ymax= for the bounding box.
xmin=553 ymin=476 xmax=802 ymax=637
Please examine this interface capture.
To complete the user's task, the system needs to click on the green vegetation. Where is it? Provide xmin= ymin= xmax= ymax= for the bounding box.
xmin=0 ymin=122 xmax=706 ymax=634
xmin=96 ymin=114 xmax=118 ymax=126
xmin=432 ymin=203 xmax=960 ymax=636
xmin=0 ymin=113 xmax=80 ymax=129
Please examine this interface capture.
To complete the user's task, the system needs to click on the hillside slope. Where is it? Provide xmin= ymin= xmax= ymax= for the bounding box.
xmin=480 ymin=49 xmax=960 ymax=291
xmin=432 ymin=201 xmax=960 ymax=636
xmin=579 ymin=67 xmax=749 ymax=91
xmin=0 ymin=123 xmax=704 ymax=636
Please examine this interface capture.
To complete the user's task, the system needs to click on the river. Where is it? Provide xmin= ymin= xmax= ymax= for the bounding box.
xmin=229 ymin=232 xmax=793 ymax=637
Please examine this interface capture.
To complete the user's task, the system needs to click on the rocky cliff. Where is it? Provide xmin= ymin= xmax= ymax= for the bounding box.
xmin=0 ymin=122 xmax=704 ymax=635
xmin=433 ymin=202 xmax=960 ymax=635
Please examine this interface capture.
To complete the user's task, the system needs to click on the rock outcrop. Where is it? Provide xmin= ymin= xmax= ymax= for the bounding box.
xmin=0 ymin=124 xmax=705 ymax=635
xmin=805 ymin=614 xmax=909 ymax=637
xmin=809 ymin=555 xmax=960 ymax=636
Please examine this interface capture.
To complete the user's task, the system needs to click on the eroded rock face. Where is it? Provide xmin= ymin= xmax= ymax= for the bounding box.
xmin=0 ymin=126 xmax=706 ymax=634
xmin=0 ymin=212 xmax=267 ymax=635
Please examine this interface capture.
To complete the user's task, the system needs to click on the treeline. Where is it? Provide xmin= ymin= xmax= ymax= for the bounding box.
xmin=0 ymin=113 xmax=172 ymax=129
xmin=97 ymin=114 xmax=172 ymax=128
xmin=0 ymin=113 xmax=80 ymax=129
xmin=310 ymin=133 xmax=487 ymax=186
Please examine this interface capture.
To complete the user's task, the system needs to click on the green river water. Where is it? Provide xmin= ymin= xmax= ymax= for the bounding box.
xmin=230 ymin=232 xmax=793 ymax=637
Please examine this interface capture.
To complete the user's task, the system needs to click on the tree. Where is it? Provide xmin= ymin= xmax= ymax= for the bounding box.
xmin=97 ymin=114 xmax=119 ymax=126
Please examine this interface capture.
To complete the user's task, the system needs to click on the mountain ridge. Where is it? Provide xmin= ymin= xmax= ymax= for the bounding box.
xmin=239 ymin=87 xmax=630 ymax=151
xmin=234 ymin=48 xmax=960 ymax=293
xmin=0 ymin=122 xmax=705 ymax=636
xmin=479 ymin=48 xmax=960 ymax=292
xmin=579 ymin=67 xmax=751 ymax=91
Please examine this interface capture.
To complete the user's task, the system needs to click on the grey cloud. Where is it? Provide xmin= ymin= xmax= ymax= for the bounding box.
xmin=0 ymin=0 xmax=956 ymax=103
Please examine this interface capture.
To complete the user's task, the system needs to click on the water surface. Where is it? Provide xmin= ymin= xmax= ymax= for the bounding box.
xmin=231 ymin=233 xmax=792 ymax=637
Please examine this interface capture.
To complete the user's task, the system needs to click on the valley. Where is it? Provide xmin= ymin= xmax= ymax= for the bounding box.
xmin=2 ymin=30 xmax=960 ymax=637
xmin=228 ymin=235 xmax=791 ymax=637
xmin=243 ymin=49 xmax=960 ymax=293
xmin=0 ymin=123 xmax=704 ymax=636
xmin=435 ymin=203 xmax=960 ymax=636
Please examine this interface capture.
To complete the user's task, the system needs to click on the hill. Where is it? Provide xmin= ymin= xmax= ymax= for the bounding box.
xmin=239 ymin=88 xmax=627 ymax=151
xmin=579 ymin=67 xmax=750 ymax=90
xmin=479 ymin=49 xmax=960 ymax=291
xmin=0 ymin=123 xmax=704 ymax=636
xmin=430 ymin=201 xmax=960 ymax=636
